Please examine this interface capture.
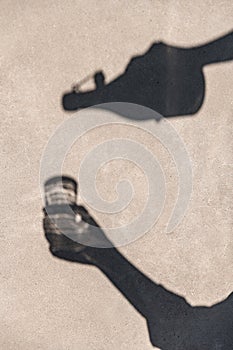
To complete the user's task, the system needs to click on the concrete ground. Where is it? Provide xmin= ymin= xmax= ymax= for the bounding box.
xmin=0 ymin=1 xmax=232 ymax=349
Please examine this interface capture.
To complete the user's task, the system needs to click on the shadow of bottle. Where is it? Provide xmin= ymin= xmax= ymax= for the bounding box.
xmin=62 ymin=31 xmax=233 ymax=120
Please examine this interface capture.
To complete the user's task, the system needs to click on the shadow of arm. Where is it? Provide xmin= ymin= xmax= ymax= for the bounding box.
xmin=195 ymin=30 xmax=233 ymax=66
xmin=94 ymin=248 xmax=190 ymax=321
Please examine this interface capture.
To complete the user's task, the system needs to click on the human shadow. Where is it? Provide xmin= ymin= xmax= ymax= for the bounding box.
xmin=43 ymin=176 xmax=233 ymax=349
xmin=62 ymin=30 xmax=233 ymax=120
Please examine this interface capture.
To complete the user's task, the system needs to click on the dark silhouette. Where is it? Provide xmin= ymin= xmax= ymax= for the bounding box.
xmin=43 ymin=177 xmax=233 ymax=349
xmin=62 ymin=31 xmax=233 ymax=119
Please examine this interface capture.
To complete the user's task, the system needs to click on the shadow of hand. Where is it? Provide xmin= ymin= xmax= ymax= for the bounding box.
xmin=43 ymin=205 xmax=111 ymax=264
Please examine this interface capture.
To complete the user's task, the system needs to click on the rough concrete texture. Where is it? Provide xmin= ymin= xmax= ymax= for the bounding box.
xmin=0 ymin=1 xmax=232 ymax=349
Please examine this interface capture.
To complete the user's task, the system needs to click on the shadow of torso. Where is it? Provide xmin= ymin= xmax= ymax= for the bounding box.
xmin=146 ymin=288 xmax=233 ymax=349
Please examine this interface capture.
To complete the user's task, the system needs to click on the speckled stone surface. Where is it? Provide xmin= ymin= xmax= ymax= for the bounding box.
xmin=0 ymin=1 xmax=232 ymax=349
